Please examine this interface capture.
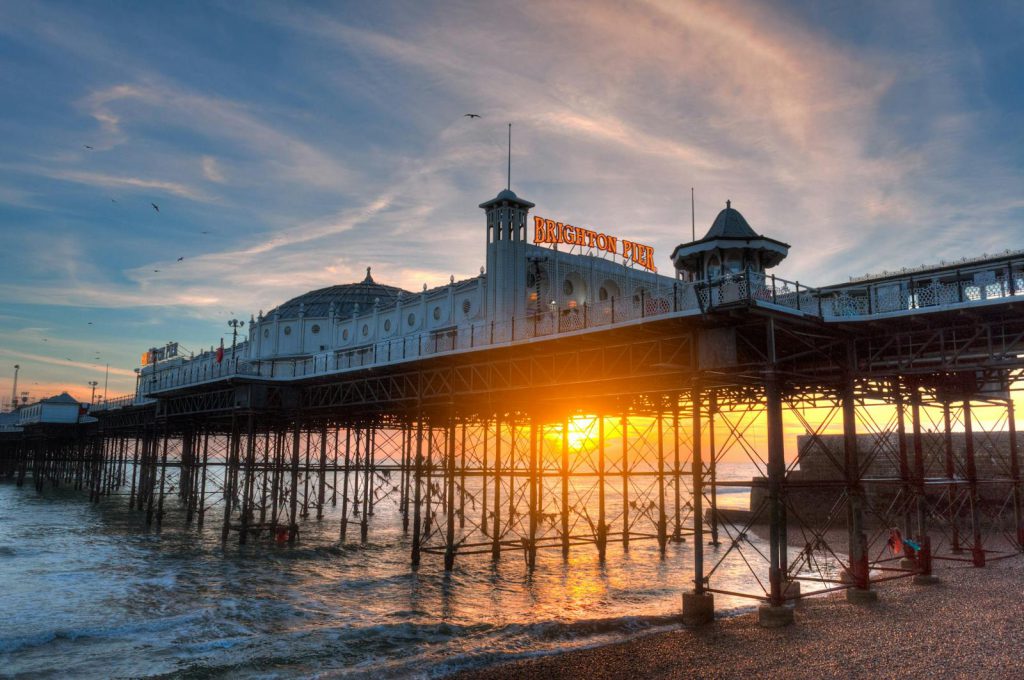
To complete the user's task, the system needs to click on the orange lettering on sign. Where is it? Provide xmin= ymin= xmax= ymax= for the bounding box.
xmin=531 ymin=214 xmax=655 ymax=271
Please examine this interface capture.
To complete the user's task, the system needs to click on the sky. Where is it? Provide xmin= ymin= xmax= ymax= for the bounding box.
xmin=0 ymin=0 xmax=1023 ymax=405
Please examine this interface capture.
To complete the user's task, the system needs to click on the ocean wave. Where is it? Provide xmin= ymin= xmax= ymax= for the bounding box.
xmin=0 ymin=609 xmax=212 ymax=655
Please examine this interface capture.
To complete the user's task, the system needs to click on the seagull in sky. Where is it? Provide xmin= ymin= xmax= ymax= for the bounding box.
xmin=201 ymin=230 xmax=210 ymax=234
xmin=463 ymin=113 xmax=480 ymax=119
xmin=177 ymin=256 xmax=184 ymax=262
xmin=153 ymin=269 xmax=160 ymax=273
xmin=110 ymin=198 xmax=118 ymax=203
xmin=83 ymin=145 xmax=93 ymax=150
xmin=87 ymin=322 xmax=93 ymax=325
xmin=151 ymin=203 xmax=160 ymax=213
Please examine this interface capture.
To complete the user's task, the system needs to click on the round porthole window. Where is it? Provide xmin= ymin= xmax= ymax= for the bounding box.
xmin=311 ymin=324 xmax=320 ymax=335
xmin=384 ymin=319 xmax=392 ymax=332
xmin=407 ymin=313 xmax=416 ymax=327
xmin=433 ymin=307 xmax=442 ymax=320
xmin=283 ymin=325 xmax=292 ymax=336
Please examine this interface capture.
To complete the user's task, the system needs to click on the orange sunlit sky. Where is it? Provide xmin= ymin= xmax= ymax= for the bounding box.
xmin=1 ymin=1 xmax=1023 ymax=406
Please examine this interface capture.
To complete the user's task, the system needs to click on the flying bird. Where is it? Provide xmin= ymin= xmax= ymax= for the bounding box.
xmin=463 ymin=113 xmax=480 ymax=119
xmin=110 ymin=198 xmax=118 ymax=203
xmin=200 ymin=230 xmax=210 ymax=234
xmin=177 ymin=256 xmax=184 ymax=262
xmin=153 ymin=269 xmax=160 ymax=273
xmin=83 ymin=145 xmax=93 ymax=150
xmin=151 ymin=203 xmax=160 ymax=213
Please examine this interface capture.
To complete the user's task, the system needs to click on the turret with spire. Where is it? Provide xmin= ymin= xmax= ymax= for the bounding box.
xmin=671 ymin=200 xmax=789 ymax=282
xmin=480 ymin=123 xmax=535 ymax=321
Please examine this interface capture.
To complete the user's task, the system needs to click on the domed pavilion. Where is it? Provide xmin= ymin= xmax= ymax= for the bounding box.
xmin=671 ymin=201 xmax=790 ymax=282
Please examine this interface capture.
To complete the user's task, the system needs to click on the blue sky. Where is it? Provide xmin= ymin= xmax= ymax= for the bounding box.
xmin=1 ymin=0 xmax=1022 ymax=404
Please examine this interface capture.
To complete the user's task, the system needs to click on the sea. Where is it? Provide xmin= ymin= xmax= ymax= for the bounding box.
xmin=0 ymin=462 xmax=834 ymax=678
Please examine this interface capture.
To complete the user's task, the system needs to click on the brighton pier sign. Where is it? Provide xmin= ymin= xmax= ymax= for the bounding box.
xmin=533 ymin=215 xmax=656 ymax=272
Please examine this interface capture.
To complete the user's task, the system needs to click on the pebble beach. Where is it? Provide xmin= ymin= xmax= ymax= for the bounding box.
xmin=453 ymin=556 xmax=1024 ymax=679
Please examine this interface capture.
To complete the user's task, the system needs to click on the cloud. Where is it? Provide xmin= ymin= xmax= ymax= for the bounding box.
xmin=47 ymin=169 xmax=212 ymax=201
xmin=0 ymin=347 xmax=136 ymax=378
xmin=201 ymin=156 xmax=225 ymax=183
xmin=78 ymin=82 xmax=354 ymax=191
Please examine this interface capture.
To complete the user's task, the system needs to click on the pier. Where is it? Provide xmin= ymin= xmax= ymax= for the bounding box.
xmin=3 ymin=193 xmax=1023 ymax=626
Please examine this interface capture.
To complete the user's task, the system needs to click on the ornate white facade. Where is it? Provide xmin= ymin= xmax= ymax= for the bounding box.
xmin=133 ymin=188 xmax=1024 ymax=399
xmin=138 ymin=188 xmax=680 ymax=394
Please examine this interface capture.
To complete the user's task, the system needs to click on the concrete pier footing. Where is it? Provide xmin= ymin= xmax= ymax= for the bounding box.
xmin=846 ymin=587 xmax=879 ymax=604
xmin=682 ymin=592 xmax=715 ymax=626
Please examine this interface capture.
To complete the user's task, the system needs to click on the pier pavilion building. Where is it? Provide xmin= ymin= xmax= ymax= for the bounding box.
xmin=139 ymin=187 xmax=712 ymax=393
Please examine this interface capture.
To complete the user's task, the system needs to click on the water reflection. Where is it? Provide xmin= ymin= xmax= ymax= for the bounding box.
xmin=0 ymin=462 xmax=837 ymax=678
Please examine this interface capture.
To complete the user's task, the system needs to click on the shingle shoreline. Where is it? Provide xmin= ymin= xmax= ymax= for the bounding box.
xmin=451 ymin=557 xmax=1023 ymax=679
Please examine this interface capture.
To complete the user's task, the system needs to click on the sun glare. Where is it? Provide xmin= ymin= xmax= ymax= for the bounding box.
xmin=544 ymin=416 xmax=600 ymax=452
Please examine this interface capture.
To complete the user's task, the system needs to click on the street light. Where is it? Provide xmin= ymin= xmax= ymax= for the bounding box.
xmin=228 ymin=318 xmax=244 ymax=371
xmin=87 ymin=380 xmax=99 ymax=404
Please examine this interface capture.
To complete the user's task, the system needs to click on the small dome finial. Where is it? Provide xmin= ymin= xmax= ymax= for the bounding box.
xmin=364 ymin=266 xmax=373 ymax=283
xmin=726 ymin=199 xmax=731 ymax=209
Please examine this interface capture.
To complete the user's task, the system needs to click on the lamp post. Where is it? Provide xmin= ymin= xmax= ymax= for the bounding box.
xmin=228 ymin=318 xmax=243 ymax=371
xmin=87 ymin=380 xmax=99 ymax=404
xmin=9 ymin=364 xmax=19 ymax=413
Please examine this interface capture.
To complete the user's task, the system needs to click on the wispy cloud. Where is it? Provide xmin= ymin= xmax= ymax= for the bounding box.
xmin=201 ymin=156 xmax=225 ymax=183
xmin=0 ymin=347 xmax=136 ymax=378
xmin=77 ymin=81 xmax=355 ymax=191
xmin=47 ymin=169 xmax=212 ymax=201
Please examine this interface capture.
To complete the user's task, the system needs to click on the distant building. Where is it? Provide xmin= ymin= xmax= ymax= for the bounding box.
xmin=17 ymin=392 xmax=87 ymax=426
